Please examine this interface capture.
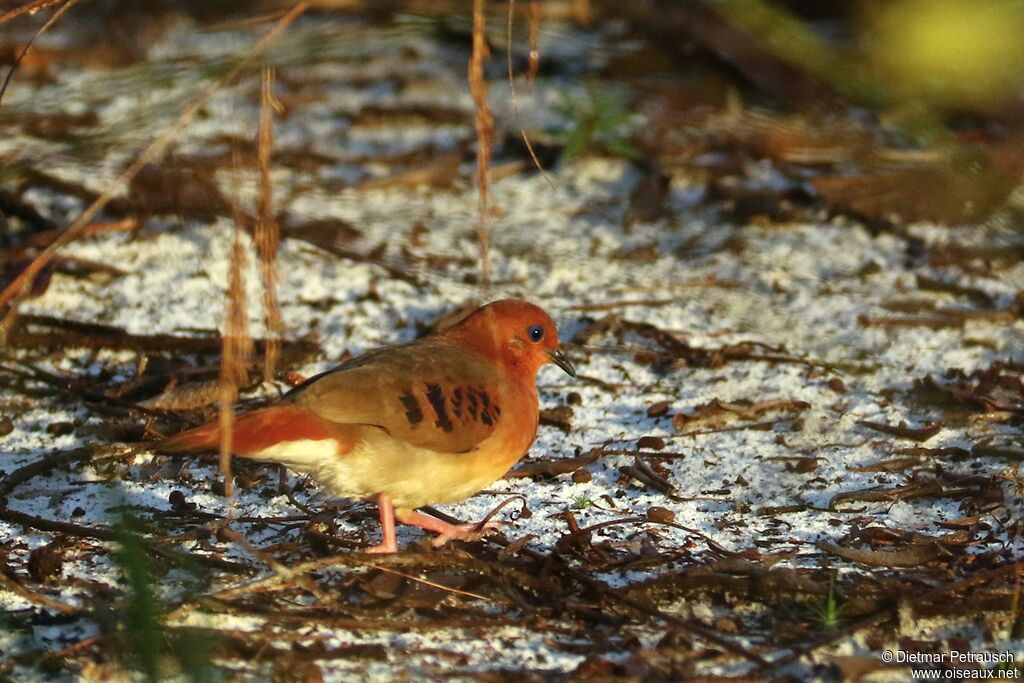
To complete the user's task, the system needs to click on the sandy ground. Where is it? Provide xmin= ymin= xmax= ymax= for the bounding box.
xmin=0 ymin=11 xmax=1022 ymax=681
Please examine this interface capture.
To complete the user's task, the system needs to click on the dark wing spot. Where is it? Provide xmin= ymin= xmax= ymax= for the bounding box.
xmin=452 ymin=387 xmax=463 ymax=417
xmin=494 ymin=403 xmax=501 ymax=417
xmin=425 ymin=383 xmax=453 ymax=433
xmin=467 ymin=392 xmax=478 ymax=418
xmin=473 ymin=389 xmax=495 ymax=425
xmin=399 ymin=393 xmax=423 ymax=425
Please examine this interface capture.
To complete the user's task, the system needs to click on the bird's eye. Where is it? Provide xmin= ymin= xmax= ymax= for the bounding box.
xmin=527 ymin=324 xmax=545 ymax=343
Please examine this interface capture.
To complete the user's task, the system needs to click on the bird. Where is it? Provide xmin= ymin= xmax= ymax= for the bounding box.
xmin=160 ymin=299 xmax=576 ymax=553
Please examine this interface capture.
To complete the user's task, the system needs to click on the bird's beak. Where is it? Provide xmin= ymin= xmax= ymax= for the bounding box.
xmin=546 ymin=348 xmax=576 ymax=377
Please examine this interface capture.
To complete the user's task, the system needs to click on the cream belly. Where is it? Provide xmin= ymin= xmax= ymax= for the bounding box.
xmin=251 ymin=428 xmax=529 ymax=510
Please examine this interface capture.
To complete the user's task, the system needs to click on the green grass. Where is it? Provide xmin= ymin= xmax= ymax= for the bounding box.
xmin=112 ymin=516 xmax=215 ymax=682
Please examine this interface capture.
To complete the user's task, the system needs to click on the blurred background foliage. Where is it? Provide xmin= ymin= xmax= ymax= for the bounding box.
xmin=605 ymin=0 xmax=1024 ymax=228
xmin=713 ymin=0 xmax=1024 ymax=132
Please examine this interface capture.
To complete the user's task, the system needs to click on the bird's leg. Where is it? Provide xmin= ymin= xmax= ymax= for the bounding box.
xmin=394 ymin=509 xmax=500 ymax=547
xmin=365 ymin=493 xmax=398 ymax=554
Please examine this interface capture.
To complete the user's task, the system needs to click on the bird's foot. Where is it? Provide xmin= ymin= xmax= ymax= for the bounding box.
xmin=429 ymin=520 xmax=501 ymax=547
xmin=395 ymin=509 xmax=501 ymax=547
xmin=364 ymin=539 xmax=399 ymax=554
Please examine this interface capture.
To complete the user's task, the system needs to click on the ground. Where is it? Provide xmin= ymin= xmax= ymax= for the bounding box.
xmin=0 ymin=8 xmax=1022 ymax=682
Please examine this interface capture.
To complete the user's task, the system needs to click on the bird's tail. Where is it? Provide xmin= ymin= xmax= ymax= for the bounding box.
xmin=160 ymin=417 xmax=226 ymax=454
xmin=160 ymin=406 xmax=338 ymax=456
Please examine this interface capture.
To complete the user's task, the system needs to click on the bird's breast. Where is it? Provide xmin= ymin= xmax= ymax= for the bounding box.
xmin=317 ymin=383 xmax=538 ymax=509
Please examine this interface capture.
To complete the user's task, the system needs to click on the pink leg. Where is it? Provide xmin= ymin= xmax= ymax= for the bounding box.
xmin=364 ymin=493 xmax=398 ymax=554
xmin=394 ymin=509 xmax=501 ymax=547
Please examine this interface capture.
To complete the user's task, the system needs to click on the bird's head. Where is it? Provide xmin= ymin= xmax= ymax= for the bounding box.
xmin=444 ymin=299 xmax=576 ymax=380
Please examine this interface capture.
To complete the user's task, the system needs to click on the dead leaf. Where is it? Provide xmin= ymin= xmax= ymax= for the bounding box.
xmin=356 ymin=152 xmax=463 ymax=191
xmin=856 ymin=420 xmax=941 ymax=442
xmin=818 ymin=540 xmax=949 ymax=566
xmin=540 ymin=406 xmax=574 ymax=433
xmin=673 ymin=398 xmax=809 ymax=432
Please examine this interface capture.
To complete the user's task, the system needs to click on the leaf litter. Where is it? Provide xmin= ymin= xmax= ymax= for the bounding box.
xmin=0 ymin=3 xmax=1021 ymax=681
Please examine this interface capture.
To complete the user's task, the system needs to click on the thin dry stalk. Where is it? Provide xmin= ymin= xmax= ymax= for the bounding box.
xmin=528 ymin=0 xmax=540 ymax=84
xmin=256 ymin=66 xmax=282 ymax=382
xmin=0 ymin=0 xmax=78 ymax=105
xmin=0 ymin=1 xmax=309 ymax=339
xmin=0 ymin=0 xmax=63 ymax=26
xmin=217 ymin=523 xmax=289 ymax=574
xmin=218 ymin=202 xmax=254 ymax=498
xmin=470 ymin=0 xmax=493 ymax=290
xmin=15 ymin=218 xmax=136 ymax=252
xmin=374 ymin=565 xmax=501 ymax=604
xmin=505 ymin=0 xmax=554 ymax=189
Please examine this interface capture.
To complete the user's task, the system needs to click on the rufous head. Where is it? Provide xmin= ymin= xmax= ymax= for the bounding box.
xmin=444 ymin=299 xmax=575 ymax=379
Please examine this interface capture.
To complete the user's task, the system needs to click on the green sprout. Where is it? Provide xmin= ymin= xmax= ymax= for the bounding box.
xmin=556 ymin=85 xmax=639 ymax=161
xmin=810 ymin=575 xmax=846 ymax=631
xmin=573 ymin=495 xmax=592 ymax=510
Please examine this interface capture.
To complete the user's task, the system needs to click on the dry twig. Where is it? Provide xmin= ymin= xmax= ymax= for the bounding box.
xmin=506 ymin=0 xmax=555 ymax=189
xmin=256 ymin=66 xmax=282 ymax=382
xmin=0 ymin=1 xmax=309 ymax=336
xmin=0 ymin=0 xmax=64 ymax=26
xmin=0 ymin=0 xmax=78 ymax=105
xmin=470 ymin=0 xmax=493 ymax=289
xmin=218 ymin=193 xmax=255 ymax=498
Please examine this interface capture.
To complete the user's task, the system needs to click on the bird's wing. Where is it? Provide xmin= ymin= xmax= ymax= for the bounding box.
xmin=289 ymin=339 xmax=509 ymax=453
